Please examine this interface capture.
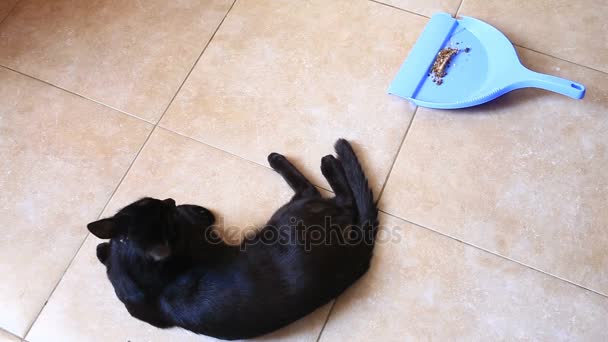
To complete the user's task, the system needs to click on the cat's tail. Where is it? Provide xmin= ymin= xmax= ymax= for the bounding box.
xmin=334 ymin=139 xmax=379 ymax=250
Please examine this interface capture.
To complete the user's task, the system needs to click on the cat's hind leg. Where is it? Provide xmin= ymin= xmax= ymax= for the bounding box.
xmin=321 ymin=155 xmax=354 ymax=207
xmin=268 ymin=153 xmax=320 ymax=197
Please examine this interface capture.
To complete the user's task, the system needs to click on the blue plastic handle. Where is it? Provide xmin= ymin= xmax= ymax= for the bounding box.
xmin=509 ymin=68 xmax=586 ymax=99
xmin=521 ymin=69 xmax=586 ymax=99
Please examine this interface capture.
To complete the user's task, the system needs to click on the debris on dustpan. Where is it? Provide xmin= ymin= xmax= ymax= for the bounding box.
xmin=430 ymin=47 xmax=459 ymax=85
xmin=388 ymin=13 xmax=585 ymax=109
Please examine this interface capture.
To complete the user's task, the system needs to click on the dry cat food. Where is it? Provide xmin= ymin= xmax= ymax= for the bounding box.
xmin=429 ymin=45 xmax=471 ymax=85
xmin=430 ymin=47 xmax=458 ymax=85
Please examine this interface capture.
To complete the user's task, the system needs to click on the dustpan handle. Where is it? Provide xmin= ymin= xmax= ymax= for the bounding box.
xmin=516 ymin=68 xmax=585 ymax=99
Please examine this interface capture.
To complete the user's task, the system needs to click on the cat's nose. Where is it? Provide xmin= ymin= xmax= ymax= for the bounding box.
xmin=147 ymin=244 xmax=171 ymax=261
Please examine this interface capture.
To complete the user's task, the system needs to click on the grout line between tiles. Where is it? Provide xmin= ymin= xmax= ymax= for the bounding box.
xmin=367 ymin=0 xmax=428 ymax=19
xmin=515 ymin=44 xmax=608 ymax=76
xmin=314 ymin=300 xmax=337 ymax=342
xmin=154 ymin=0 xmax=238 ymax=129
xmin=375 ymin=106 xmax=418 ymax=204
xmin=455 ymin=0 xmax=465 ymax=16
xmin=0 ymin=65 xmax=155 ymax=125
xmin=0 ymin=0 xmax=20 ymax=27
xmin=0 ymin=326 xmax=21 ymax=341
xmin=21 ymin=0 xmax=239 ymax=337
xmin=378 ymin=210 xmax=608 ymax=299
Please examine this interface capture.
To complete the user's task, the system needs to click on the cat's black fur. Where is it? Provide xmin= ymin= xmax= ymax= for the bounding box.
xmin=87 ymin=139 xmax=378 ymax=340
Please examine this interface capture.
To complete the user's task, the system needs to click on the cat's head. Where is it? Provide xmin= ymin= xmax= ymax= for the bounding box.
xmin=87 ymin=197 xmax=215 ymax=265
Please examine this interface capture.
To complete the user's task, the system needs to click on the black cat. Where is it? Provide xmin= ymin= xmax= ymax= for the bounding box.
xmin=87 ymin=139 xmax=378 ymax=340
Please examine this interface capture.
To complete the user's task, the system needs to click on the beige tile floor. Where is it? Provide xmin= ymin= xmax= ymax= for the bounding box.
xmin=0 ymin=0 xmax=606 ymax=340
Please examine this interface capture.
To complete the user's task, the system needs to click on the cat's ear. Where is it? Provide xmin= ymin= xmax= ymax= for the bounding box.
xmin=87 ymin=218 xmax=120 ymax=239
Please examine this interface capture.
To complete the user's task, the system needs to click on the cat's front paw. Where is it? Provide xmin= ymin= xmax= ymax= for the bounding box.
xmin=96 ymin=242 xmax=110 ymax=265
xmin=268 ymin=152 xmax=286 ymax=170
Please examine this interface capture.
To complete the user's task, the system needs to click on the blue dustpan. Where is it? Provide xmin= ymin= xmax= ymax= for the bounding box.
xmin=389 ymin=13 xmax=585 ymax=109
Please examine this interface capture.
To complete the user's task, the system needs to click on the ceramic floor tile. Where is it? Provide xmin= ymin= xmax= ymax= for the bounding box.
xmin=459 ymin=0 xmax=608 ymax=73
xmin=374 ymin=0 xmax=461 ymax=17
xmin=320 ymin=213 xmax=608 ymax=341
xmin=0 ymin=0 xmax=234 ymax=122
xmin=0 ymin=0 xmax=18 ymax=22
xmin=27 ymin=128 xmax=333 ymax=342
xmin=0 ymin=67 xmax=151 ymax=336
xmin=0 ymin=330 xmax=20 ymax=342
xmin=380 ymin=47 xmax=608 ymax=295
xmin=161 ymin=0 xmax=422 ymax=195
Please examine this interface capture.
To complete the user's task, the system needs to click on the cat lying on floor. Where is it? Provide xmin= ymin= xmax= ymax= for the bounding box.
xmin=87 ymin=139 xmax=378 ymax=340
